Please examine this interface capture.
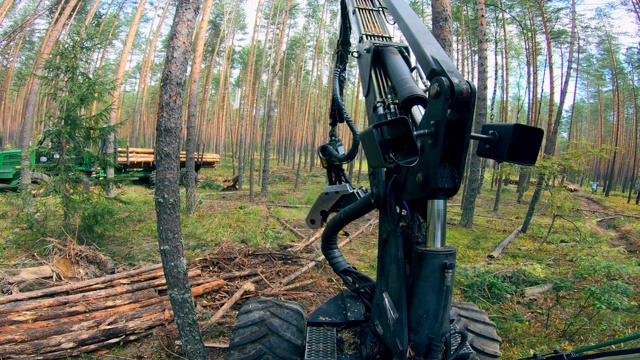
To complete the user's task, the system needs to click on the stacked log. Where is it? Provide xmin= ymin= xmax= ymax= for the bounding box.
xmin=117 ymin=148 xmax=220 ymax=167
xmin=564 ymin=183 xmax=579 ymax=192
xmin=0 ymin=264 xmax=226 ymax=359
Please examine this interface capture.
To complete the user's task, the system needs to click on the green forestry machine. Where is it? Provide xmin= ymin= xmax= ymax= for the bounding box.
xmin=226 ymin=1 xmax=640 ymax=359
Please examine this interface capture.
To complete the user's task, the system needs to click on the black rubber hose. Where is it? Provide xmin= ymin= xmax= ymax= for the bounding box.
xmin=325 ymin=62 xmax=360 ymax=164
xmin=322 ymin=192 xmax=375 ymax=275
xmin=324 ymin=0 xmax=359 ymax=165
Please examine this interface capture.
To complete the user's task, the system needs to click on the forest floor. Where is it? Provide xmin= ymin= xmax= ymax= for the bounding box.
xmin=0 ymin=165 xmax=639 ymax=359
xmin=578 ymin=194 xmax=640 ymax=253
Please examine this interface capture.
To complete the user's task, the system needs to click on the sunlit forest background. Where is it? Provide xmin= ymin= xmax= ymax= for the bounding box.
xmin=0 ymin=0 xmax=639 ymax=193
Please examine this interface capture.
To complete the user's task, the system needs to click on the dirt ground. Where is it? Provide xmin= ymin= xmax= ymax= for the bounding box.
xmin=577 ymin=194 xmax=640 ymax=253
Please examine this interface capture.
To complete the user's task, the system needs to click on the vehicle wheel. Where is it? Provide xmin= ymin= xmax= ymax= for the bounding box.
xmin=30 ymin=172 xmax=50 ymax=197
xmin=66 ymin=175 xmax=91 ymax=194
xmin=450 ymin=302 xmax=502 ymax=359
xmin=149 ymin=170 xmax=156 ymax=186
xmin=227 ymin=298 xmax=306 ymax=360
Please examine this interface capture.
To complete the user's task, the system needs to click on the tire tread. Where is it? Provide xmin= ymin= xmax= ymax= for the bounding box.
xmin=227 ymin=299 xmax=306 ymax=360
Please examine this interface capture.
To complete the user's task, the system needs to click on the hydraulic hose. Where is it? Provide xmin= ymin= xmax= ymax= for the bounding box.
xmin=323 ymin=0 xmax=360 ymax=165
xmin=321 ymin=192 xmax=375 ymax=275
xmin=324 ymin=62 xmax=361 ymax=165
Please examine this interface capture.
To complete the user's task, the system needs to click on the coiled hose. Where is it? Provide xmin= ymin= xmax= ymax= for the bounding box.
xmin=321 ymin=192 xmax=376 ymax=306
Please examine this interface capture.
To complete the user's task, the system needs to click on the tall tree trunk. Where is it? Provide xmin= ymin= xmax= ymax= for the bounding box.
xmin=537 ymin=0 xmax=555 ymax=143
xmin=522 ymin=0 xmax=576 ymax=233
xmin=431 ymin=0 xmax=453 ymax=57
xmin=628 ymin=69 xmax=638 ymax=203
xmin=460 ymin=0 xmax=488 ymax=228
xmin=517 ymin=8 xmax=540 ymax=203
xmin=200 ymin=3 xmax=235 ymax=154
xmin=132 ymin=0 xmax=170 ymax=147
xmin=295 ymin=3 xmax=327 ymax=189
xmin=604 ymin=34 xmax=621 ymax=197
xmin=567 ymin=36 xmax=581 ymax=149
xmin=0 ymin=0 xmax=14 ymax=26
xmin=0 ymin=30 xmax=26 ymax=148
xmin=458 ymin=1 xmax=466 ymax=78
xmin=19 ymin=0 xmax=79 ymax=203
xmin=261 ymin=0 xmax=293 ymax=197
xmin=236 ymin=0 xmax=263 ymax=191
xmin=106 ymin=0 xmax=147 ymax=197
xmin=492 ymin=0 xmax=510 ymax=211
xmin=155 ymin=0 xmax=205 ymax=357
xmin=249 ymin=0 xmax=277 ymax=202
xmin=185 ymin=0 xmax=214 ymax=214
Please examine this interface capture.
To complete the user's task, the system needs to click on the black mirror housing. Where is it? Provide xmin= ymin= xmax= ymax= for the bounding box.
xmin=476 ymin=123 xmax=543 ymax=166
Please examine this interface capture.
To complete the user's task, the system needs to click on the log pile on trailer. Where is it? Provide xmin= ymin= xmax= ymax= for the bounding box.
xmin=113 ymin=147 xmax=220 ymax=184
xmin=117 ymin=147 xmax=220 ymax=168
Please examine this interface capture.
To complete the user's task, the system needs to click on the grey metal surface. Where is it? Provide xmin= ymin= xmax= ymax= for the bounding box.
xmin=305 ymin=326 xmax=337 ymax=360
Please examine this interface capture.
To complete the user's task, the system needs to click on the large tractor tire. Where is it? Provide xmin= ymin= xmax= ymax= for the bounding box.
xmin=227 ymin=298 xmax=306 ymax=360
xmin=450 ymin=302 xmax=502 ymax=360
xmin=66 ymin=174 xmax=91 ymax=194
xmin=30 ymin=172 xmax=50 ymax=197
xmin=149 ymin=170 xmax=156 ymax=186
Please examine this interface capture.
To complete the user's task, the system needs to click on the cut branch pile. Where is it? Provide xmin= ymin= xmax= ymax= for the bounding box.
xmin=0 ymin=264 xmax=226 ymax=359
xmin=0 ymin=216 xmax=377 ymax=358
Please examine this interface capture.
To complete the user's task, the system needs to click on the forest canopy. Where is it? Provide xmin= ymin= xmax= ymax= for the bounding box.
xmin=0 ymin=0 xmax=639 ymax=194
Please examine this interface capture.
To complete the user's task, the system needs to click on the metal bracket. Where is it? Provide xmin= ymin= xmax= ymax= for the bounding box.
xmin=306 ymin=184 xmax=368 ymax=229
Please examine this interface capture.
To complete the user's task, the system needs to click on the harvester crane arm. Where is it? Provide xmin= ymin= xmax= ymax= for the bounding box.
xmin=307 ymin=1 xmax=543 ymax=359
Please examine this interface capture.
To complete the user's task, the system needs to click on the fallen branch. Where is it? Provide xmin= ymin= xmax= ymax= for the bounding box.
xmin=175 ymin=340 xmax=229 ymax=349
xmin=596 ymin=215 xmax=621 ymax=223
xmin=290 ymin=229 xmax=323 ymax=252
xmin=269 ymin=211 xmax=306 ymax=239
xmin=581 ymin=209 xmax=640 ymax=219
xmin=2 ymin=265 xmax=54 ymax=284
xmin=488 ymin=225 xmax=523 ymax=259
xmin=263 ymin=279 xmax=317 ymax=295
xmin=523 ymin=283 xmax=554 ymax=298
xmin=278 ymin=218 xmax=378 ymax=287
xmin=0 ymin=280 xmax=225 ymax=346
xmin=0 ymin=288 xmax=158 ymax=327
xmin=265 ymin=203 xmax=310 ymax=209
xmin=0 ymin=304 xmax=167 ymax=355
xmin=206 ymin=280 xmax=257 ymax=324
xmin=0 ymin=264 xmax=163 ymax=305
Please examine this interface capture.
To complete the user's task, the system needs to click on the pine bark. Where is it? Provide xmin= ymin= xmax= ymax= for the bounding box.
xmin=105 ymin=0 xmax=148 ymax=197
xmin=460 ymin=0 xmax=488 ymax=228
xmin=131 ymin=0 xmax=170 ymax=147
xmin=431 ymin=0 xmax=453 ymax=57
xmin=604 ymin=34 xmax=621 ymax=197
xmin=185 ymin=0 xmax=215 ymax=214
xmin=261 ymin=0 xmax=292 ymax=197
xmin=155 ymin=0 xmax=205 ymax=357
xmin=0 ymin=0 xmax=13 ymax=26
xmin=19 ymin=0 xmax=79 ymax=200
xmin=628 ymin=69 xmax=638 ymax=203
xmin=522 ymin=0 xmax=577 ymax=233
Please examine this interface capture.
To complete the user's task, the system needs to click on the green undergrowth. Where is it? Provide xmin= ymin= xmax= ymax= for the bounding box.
xmin=0 ymin=165 xmax=638 ymax=358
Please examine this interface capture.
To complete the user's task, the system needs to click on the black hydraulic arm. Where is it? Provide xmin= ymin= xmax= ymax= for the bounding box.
xmin=308 ymin=1 xmax=543 ymax=359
